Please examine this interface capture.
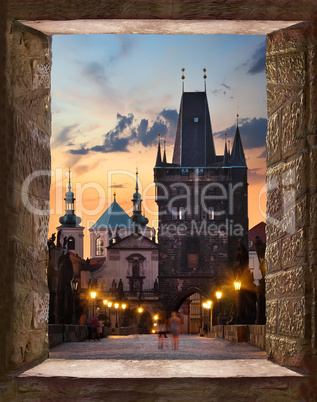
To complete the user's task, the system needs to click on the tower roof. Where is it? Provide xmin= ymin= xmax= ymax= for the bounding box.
xmin=230 ymin=119 xmax=247 ymax=167
xmin=90 ymin=198 xmax=133 ymax=230
xmin=155 ymin=135 xmax=162 ymax=167
xmin=58 ymin=169 xmax=82 ymax=228
xmin=172 ymin=91 xmax=216 ymax=167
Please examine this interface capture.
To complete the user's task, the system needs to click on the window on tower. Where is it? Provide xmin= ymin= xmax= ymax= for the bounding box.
xmin=68 ymin=237 xmax=75 ymax=250
xmin=96 ymin=237 xmax=103 ymax=256
xmin=172 ymin=206 xmax=178 ymax=220
xmin=179 ymin=206 xmax=186 ymax=220
xmin=208 ymin=207 xmax=215 ymax=220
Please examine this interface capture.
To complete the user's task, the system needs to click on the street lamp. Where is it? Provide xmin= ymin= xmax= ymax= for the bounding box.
xmin=234 ymin=279 xmax=241 ymax=324
xmin=70 ymin=276 xmax=78 ymax=324
xmin=107 ymin=301 xmax=112 ymax=327
xmin=114 ymin=302 xmax=119 ymax=327
xmin=90 ymin=291 xmax=97 ymax=317
xmin=138 ymin=307 xmax=143 ymax=333
xmin=202 ymin=301 xmax=212 ymax=331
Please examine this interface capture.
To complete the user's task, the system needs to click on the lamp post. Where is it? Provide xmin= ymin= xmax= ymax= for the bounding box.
xmin=70 ymin=276 xmax=78 ymax=325
xmin=107 ymin=301 xmax=112 ymax=327
xmin=90 ymin=290 xmax=97 ymax=317
xmin=202 ymin=301 xmax=212 ymax=332
xmin=234 ymin=279 xmax=241 ymax=324
xmin=138 ymin=307 xmax=143 ymax=333
xmin=114 ymin=302 xmax=119 ymax=327
xmin=216 ymin=290 xmax=222 ymax=324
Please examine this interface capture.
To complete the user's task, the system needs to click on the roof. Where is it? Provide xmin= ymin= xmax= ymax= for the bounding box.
xmin=249 ymin=222 xmax=266 ymax=250
xmin=108 ymin=233 xmax=158 ymax=250
xmin=230 ymin=125 xmax=247 ymax=167
xmin=172 ymin=91 xmax=216 ymax=167
xmin=90 ymin=199 xmax=133 ymax=230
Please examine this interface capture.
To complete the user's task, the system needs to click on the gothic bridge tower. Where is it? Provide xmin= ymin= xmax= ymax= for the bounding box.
xmin=154 ymin=75 xmax=248 ymax=312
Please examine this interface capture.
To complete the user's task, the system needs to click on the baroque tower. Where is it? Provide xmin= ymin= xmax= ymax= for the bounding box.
xmin=154 ymin=74 xmax=248 ymax=311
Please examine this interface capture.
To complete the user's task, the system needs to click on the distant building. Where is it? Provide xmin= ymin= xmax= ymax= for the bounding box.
xmin=57 ymin=170 xmax=84 ymax=258
xmin=249 ymin=221 xmax=266 ymax=286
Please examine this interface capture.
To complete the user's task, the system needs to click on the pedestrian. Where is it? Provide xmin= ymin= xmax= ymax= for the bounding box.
xmin=90 ymin=315 xmax=99 ymax=341
xmin=169 ymin=312 xmax=182 ymax=350
xmin=96 ymin=319 xmax=103 ymax=340
xmin=157 ymin=319 xmax=167 ymax=349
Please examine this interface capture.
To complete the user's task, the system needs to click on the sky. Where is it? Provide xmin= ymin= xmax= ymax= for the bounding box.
xmin=49 ymin=34 xmax=267 ymax=259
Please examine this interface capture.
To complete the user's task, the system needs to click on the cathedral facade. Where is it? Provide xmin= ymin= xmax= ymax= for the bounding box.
xmin=154 ymin=89 xmax=248 ymax=312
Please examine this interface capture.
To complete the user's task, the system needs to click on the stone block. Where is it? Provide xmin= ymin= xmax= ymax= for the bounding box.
xmin=14 ymin=90 xmax=51 ymax=134
xmin=265 ymin=56 xmax=277 ymax=84
xmin=32 ymin=59 xmax=51 ymax=89
xmin=265 ymin=300 xmax=277 ymax=334
xmin=266 ymin=84 xmax=302 ymax=117
xmin=33 ymin=291 xmax=49 ymax=329
xmin=265 ymin=240 xmax=281 ymax=273
xmin=266 ymin=334 xmax=305 ymax=367
xmin=278 ymin=53 xmax=305 ymax=85
xmin=12 ymin=286 xmax=33 ymax=334
xmin=12 ymin=24 xmax=51 ymax=59
xmin=266 ymin=111 xmax=281 ymax=166
xmin=281 ymin=229 xmax=305 ymax=269
xmin=266 ymin=26 xmax=307 ymax=56
xmin=281 ymin=92 xmax=306 ymax=159
xmin=266 ymin=267 xmax=305 ymax=300
xmin=11 ymin=55 xmax=33 ymax=91
xmin=277 ymin=297 xmax=305 ymax=338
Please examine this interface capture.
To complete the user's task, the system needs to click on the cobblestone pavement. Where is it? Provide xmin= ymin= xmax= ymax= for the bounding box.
xmin=49 ymin=334 xmax=267 ymax=361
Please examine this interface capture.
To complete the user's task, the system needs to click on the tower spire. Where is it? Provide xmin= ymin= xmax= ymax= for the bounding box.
xmin=181 ymin=68 xmax=185 ymax=93
xmin=230 ymin=114 xmax=247 ymax=167
xmin=163 ymin=138 xmax=167 ymax=163
xmin=59 ymin=168 xmax=82 ymax=227
xmin=113 ymin=191 xmax=116 ymax=202
xmin=155 ymin=133 xmax=162 ymax=166
xmin=203 ymin=68 xmax=207 ymax=92
xmin=223 ymin=133 xmax=229 ymax=166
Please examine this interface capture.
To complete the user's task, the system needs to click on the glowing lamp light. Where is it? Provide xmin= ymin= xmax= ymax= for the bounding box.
xmin=234 ymin=280 xmax=241 ymax=291
xmin=154 ymin=315 xmax=158 ymax=321
xmin=122 ymin=303 xmax=127 ymax=310
xmin=154 ymin=323 xmax=157 ymax=327
xmin=114 ymin=303 xmax=119 ymax=309
xmin=90 ymin=291 xmax=97 ymax=299
xmin=107 ymin=301 xmax=112 ymax=308
xmin=216 ymin=291 xmax=222 ymax=300
xmin=152 ymin=329 xmax=156 ymax=333
xmin=138 ymin=307 xmax=143 ymax=314
xmin=103 ymin=299 xmax=108 ymax=306
xmin=207 ymin=300 xmax=212 ymax=307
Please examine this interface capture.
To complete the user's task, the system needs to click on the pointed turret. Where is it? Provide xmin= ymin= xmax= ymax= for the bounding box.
xmin=230 ymin=115 xmax=247 ymax=167
xmin=59 ymin=169 xmax=82 ymax=227
xmin=163 ymin=140 xmax=167 ymax=163
xmin=155 ymin=134 xmax=162 ymax=166
xmin=132 ymin=169 xmax=149 ymax=232
xmin=223 ymin=133 xmax=230 ymax=166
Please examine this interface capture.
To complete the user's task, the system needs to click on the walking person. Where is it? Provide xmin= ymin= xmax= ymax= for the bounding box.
xmin=157 ymin=319 xmax=167 ymax=349
xmin=169 ymin=312 xmax=182 ymax=350
xmin=90 ymin=315 xmax=99 ymax=341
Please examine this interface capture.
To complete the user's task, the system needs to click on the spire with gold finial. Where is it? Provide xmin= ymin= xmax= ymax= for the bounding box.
xmin=163 ymin=137 xmax=167 ymax=163
xmin=223 ymin=133 xmax=229 ymax=166
xmin=203 ymin=68 xmax=207 ymax=92
xmin=113 ymin=190 xmax=116 ymax=202
xmin=155 ymin=133 xmax=162 ymax=166
xmin=230 ymin=109 xmax=246 ymax=167
xmin=181 ymin=68 xmax=185 ymax=93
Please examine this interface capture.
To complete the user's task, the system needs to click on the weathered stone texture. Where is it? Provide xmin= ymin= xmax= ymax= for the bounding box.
xmin=265 ymin=22 xmax=317 ymax=367
xmin=265 ymin=300 xmax=277 ymax=334
xmin=281 ymin=229 xmax=305 ymax=269
xmin=266 ymin=334 xmax=305 ymax=367
xmin=278 ymin=297 xmax=305 ymax=337
xmin=278 ymin=53 xmax=305 ymax=85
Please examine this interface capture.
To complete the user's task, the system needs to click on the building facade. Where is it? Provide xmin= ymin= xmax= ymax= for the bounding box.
xmin=154 ymin=89 xmax=248 ymax=312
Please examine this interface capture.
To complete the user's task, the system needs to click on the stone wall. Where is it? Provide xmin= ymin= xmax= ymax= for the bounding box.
xmin=1 ymin=0 xmax=316 ymax=378
xmin=208 ymin=325 xmax=265 ymax=349
xmin=265 ymin=23 xmax=317 ymax=366
xmin=2 ymin=21 xmax=51 ymax=373
xmin=248 ymin=325 xmax=266 ymax=350
xmin=49 ymin=325 xmax=88 ymax=348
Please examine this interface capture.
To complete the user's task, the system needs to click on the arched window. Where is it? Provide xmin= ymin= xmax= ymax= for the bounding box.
xmin=96 ymin=237 xmax=103 ymax=256
xmin=132 ymin=260 xmax=140 ymax=277
xmin=68 ymin=237 xmax=75 ymax=250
